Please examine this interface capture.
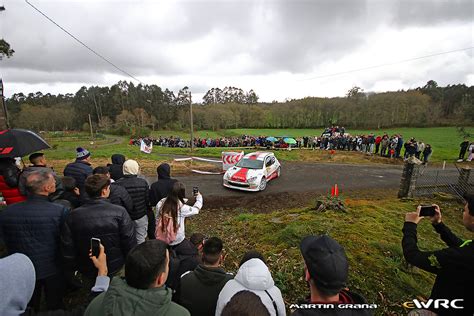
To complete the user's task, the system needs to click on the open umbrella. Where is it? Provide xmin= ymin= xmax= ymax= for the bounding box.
xmin=283 ymin=137 xmax=297 ymax=144
xmin=266 ymin=136 xmax=277 ymax=142
xmin=0 ymin=129 xmax=51 ymax=158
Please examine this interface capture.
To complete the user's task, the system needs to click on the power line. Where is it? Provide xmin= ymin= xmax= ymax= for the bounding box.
xmin=25 ymin=0 xmax=145 ymax=85
xmin=300 ymin=46 xmax=474 ymax=81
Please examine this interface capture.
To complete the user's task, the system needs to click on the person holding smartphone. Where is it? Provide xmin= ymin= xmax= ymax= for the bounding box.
xmin=402 ymin=193 xmax=474 ymax=315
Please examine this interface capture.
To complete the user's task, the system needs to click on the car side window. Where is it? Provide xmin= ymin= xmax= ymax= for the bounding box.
xmin=271 ymin=157 xmax=276 ymax=164
xmin=266 ymin=157 xmax=273 ymax=167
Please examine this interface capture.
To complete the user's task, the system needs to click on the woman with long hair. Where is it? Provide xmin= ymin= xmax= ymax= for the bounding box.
xmin=155 ymin=181 xmax=203 ymax=247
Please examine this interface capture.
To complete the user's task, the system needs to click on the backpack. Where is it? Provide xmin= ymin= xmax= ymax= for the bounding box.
xmin=155 ymin=212 xmax=179 ymax=244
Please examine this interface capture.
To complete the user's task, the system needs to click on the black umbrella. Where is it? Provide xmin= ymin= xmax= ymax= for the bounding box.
xmin=0 ymin=129 xmax=51 ymax=158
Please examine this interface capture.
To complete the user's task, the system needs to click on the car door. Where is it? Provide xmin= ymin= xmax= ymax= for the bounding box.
xmin=265 ymin=156 xmax=275 ymax=178
xmin=264 ymin=156 xmax=272 ymax=177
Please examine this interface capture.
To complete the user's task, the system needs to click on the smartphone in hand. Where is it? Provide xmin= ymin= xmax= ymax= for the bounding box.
xmin=193 ymin=186 xmax=199 ymax=196
xmin=91 ymin=238 xmax=101 ymax=258
xmin=419 ymin=205 xmax=436 ymax=217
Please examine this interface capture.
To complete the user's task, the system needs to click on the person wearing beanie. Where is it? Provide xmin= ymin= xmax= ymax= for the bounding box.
xmin=116 ymin=159 xmax=150 ymax=244
xmin=63 ymin=147 xmax=93 ymax=196
xmin=291 ymin=235 xmax=370 ymax=316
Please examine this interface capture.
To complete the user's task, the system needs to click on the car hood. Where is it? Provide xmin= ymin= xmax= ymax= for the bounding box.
xmin=226 ymin=166 xmax=263 ymax=182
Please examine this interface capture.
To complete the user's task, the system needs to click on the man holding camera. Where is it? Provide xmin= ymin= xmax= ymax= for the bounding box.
xmin=402 ymin=193 xmax=474 ymax=315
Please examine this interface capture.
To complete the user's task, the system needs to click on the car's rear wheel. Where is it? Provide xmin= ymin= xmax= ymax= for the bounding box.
xmin=259 ymin=177 xmax=267 ymax=191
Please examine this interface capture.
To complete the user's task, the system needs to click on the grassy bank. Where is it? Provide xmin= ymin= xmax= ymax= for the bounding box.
xmin=186 ymin=194 xmax=471 ymax=315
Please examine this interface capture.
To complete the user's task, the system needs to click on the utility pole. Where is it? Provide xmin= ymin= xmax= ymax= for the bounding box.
xmin=0 ymin=79 xmax=9 ymax=129
xmin=88 ymin=114 xmax=94 ymax=140
xmin=189 ymin=91 xmax=194 ymax=151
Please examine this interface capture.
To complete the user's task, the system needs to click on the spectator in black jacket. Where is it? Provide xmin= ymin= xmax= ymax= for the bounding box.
xmin=457 ymin=139 xmax=470 ymax=162
xmin=149 ymin=163 xmax=178 ymax=206
xmin=108 ymin=154 xmax=125 ymax=181
xmin=93 ymin=166 xmax=133 ymax=214
xmin=292 ymin=235 xmax=370 ymax=316
xmin=178 ymin=237 xmax=233 ymax=316
xmin=63 ymin=147 xmax=93 ymax=196
xmin=0 ymin=170 xmax=68 ymax=312
xmin=61 ymin=174 xmax=136 ymax=284
xmin=149 ymin=163 xmax=177 ymax=240
xmin=402 ymin=194 xmax=474 ymax=315
xmin=116 ymin=159 xmax=150 ymax=244
xmin=56 ymin=176 xmax=82 ymax=209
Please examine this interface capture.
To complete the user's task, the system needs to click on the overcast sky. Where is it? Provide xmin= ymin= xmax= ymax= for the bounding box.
xmin=1 ymin=0 xmax=473 ymax=102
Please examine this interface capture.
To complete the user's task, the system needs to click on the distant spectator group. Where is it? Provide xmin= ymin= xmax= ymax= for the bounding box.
xmin=129 ymin=127 xmax=437 ymax=164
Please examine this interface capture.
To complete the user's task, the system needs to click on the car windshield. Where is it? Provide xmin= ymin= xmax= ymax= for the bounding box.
xmin=236 ymin=158 xmax=264 ymax=169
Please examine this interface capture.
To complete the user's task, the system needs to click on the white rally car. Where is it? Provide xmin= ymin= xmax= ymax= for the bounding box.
xmin=223 ymin=152 xmax=281 ymax=191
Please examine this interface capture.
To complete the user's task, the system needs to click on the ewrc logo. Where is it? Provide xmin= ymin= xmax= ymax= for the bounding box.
xmin=402 ymin=299 xmax=464 ymax=309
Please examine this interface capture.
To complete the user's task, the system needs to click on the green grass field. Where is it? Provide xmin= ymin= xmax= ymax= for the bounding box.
xmin=174 ymin=127 xmax=472 ymax=162
xmin=186 ymin=194 xmax=470 ymax=315
xmin=41 ymin=127 xmax=473 ymax=166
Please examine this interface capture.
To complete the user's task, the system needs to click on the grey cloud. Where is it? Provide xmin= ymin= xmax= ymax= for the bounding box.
xmin=391 ymin=0 xmax=473 ymax=27
xmin=1 ymin=0 xmax=471 ymax=96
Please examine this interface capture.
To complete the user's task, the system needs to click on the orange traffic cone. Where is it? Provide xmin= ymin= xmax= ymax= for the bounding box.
xmin=331 ymin=185 xmax=335 ymax=196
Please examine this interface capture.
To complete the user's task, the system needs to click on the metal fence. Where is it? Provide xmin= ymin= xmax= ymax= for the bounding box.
xmin=412 ymin=164 xmax=472 ymax=200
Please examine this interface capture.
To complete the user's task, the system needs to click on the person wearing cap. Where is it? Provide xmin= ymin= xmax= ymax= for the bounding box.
xmin=63 ymin=147 xmax=93 ymax=196
xmin=18 ymin=152 xmax=64 ymax=200
xmin=293 ymin=235 xmax=370 ymax=316
xmin=402 ymin=193 xmax=474 ymax=315
xmin=115 ymin=159 xmax=150 ymax=244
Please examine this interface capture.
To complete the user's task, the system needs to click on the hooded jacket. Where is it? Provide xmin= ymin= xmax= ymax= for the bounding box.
xmin=0 ymin=253 xmax=36 ymax=316
xmin=149 ymin=164 xmax=177 ymax=206
xmin=109 ymin=154 xmax=125 ymax=181
xmin=84 ymin=277 xmax=190 ymax=316
xmin=178 ymin=265 xmax=233 ymax=316
xmin=215 ymin=258 xmax=286 ymax=316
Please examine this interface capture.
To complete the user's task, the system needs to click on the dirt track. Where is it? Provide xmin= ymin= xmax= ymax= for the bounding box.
xmin=146 ymin=161 xmax=404 ymax=210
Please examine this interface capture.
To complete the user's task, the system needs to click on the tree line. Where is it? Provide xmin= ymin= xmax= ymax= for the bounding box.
xmin=6 ymin=80 xmax=473 ymax=134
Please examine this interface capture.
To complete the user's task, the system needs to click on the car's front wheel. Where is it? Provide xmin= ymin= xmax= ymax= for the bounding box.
xmin=259 ymin=177 xmax=267 ymax=191
xmin=277 ymin=166 xmax=281 ymax=178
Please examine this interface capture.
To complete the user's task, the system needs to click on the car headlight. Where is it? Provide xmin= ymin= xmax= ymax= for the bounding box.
xmin=247 ymin=176 xmax=258 ymax=183
xmin=224 ymin=173 xmax=230 ymax=179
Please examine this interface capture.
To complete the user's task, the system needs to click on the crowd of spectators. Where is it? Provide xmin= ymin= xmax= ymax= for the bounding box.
xmin=130 ymin=126 xmax=436 ymax=163
xmin=0 ymin=146 xmax=472 ymax=315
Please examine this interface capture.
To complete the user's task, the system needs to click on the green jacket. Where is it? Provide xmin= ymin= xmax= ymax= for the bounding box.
xmin=85 ymin=277 xmax=190 ymax=316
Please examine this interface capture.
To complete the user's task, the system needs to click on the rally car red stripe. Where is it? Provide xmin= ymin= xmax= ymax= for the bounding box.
xmin=231 ymin=168 xmax=249 ymax=182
